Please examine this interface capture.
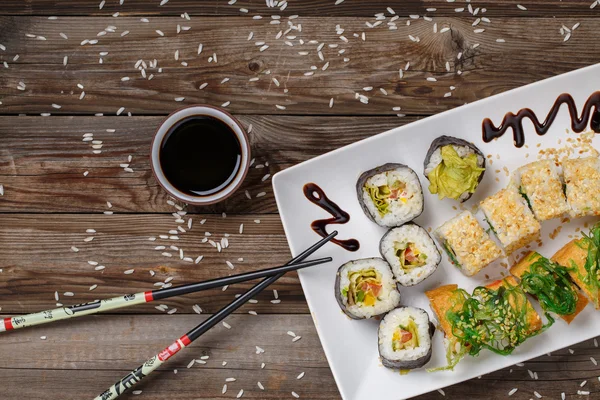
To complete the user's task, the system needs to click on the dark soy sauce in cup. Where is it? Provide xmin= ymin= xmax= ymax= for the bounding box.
xmin=160 ymin=116 xmax=242 ymax=196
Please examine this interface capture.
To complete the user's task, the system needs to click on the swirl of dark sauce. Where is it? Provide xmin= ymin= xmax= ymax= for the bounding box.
xmin=303 ymin=183 xmax=359 ymax=252
xmin=482 ymin=91 xmax=600 ymax=148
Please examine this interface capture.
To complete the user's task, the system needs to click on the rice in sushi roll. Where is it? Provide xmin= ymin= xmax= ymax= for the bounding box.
xmin=379 ymin=223 xmax=441 ymax=286
xmin=423 ymin=136 xmax=486 ymax=202
xmin=335 ymin=258 xmax=401 ymax=319
xmin=479 ymin=188 xmax=541 ymax=256
xmin=356 ymin=163 xmax=424 ymax=227
xmin=562 ymin=157 xmax=600 ymax=218
xmin=511 ymin=160 xmax=568 ymax=221
xmin=378 ymin=307 xmax=435 ymax=370
xmin=435 ymin=211 xmax=503 ymax=277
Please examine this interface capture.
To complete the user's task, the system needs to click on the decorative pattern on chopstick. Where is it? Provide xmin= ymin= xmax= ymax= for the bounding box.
xmin=95 ymin=334 xmax=191 ymax=400
xmin=1 ymin=293 xmax=148 ymax=332
xmin=94 ymin=231 xmax=337 ymax=400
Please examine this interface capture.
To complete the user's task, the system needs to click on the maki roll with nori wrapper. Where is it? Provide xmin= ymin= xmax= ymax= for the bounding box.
xmin=356 ymin=163 xmax=424 ymax=227
xmin=424 ymin=136 xmax=486 ymax=202
xmin=379 ymin=223 xmax=441 ymax=286
xmin=335 ymin=258 xmax=401 ymax=319
xmin=378 ymin=307 xmax=435 ymax=369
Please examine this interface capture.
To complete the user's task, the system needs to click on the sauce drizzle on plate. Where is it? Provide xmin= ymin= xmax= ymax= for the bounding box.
xmin=482 ymin=91 xmax=600 ymax=148
xmin=303 ymin=183 xmax=359 ymax=252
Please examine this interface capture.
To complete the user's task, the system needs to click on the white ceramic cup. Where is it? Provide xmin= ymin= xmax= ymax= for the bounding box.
xmin=150 ymin=105 xmax=251 ymax=205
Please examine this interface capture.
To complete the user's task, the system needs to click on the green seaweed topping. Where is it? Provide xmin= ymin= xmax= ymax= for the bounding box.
xmin=519 ymin=186 xmax=533 ymax=211
xmin=520 ymin=257 xmax=578 ymax=316
xmin=446 ymin=284 xmax=552 ymax=358
xmin=578 ymin=223 xmax=600 ymax=304
xmin=427 ymin=338 xmax=469 ymax=372
xmin=429 ymin=273 xmax=563 ymax=372
xmin=428 ymin=145 xmax=485 ymax=200
xmin=427 ymin=289 xmax=471 ymax=372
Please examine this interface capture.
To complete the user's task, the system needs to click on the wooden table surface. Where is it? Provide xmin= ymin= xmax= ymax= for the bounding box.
xmin=1 ymin=1 xmax=600 ymax=399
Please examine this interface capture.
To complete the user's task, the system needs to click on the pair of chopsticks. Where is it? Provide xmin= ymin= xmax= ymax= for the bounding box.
xmin=1 ymin=231 xmax=337 ymax=400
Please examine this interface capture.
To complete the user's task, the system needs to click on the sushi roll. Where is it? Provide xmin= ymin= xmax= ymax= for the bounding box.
xmin=562 ymin=157 xmax=600 ymax=218
xmin=435 ymin=211 xmax=503 ymax=277
xmin=511 ymin=160 xmax=568 ymax=221
xmin=379 ymin=223 xmax=441 ymax=286
xmin=356 ymin=163 xmax=424 ymax=227
xmin=335 ymin=257 xmax=401 ymax=319
xmin=377 ymin=307 xmax=435 ymax=370
xmin=423 ymin=136 xmax=486 ymax=202
xmin=479 ymin=188 xmax=541 ymax=256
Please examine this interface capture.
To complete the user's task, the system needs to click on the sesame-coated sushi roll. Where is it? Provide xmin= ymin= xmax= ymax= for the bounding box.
xmin=479 ymin=188 xmax=541 ymax=255
xmin=423 ymin=136 xmax=486 ymax=202
xmin=435 ymin=211 xmax=503 ymax=277
xmin=334 ymin=258 xmax=401 ymax=320
xmin=379 ymin=223 xmax=441 ymax=287
xmin=356 ymin=163 xmax=424 ymax=227
xmin=511 ymin=160 xmax=568 ymax=221
xmin=378 ymin=307 xmax=435 ymax=370
xmin=562 ymin=157 xmax=600 ymax=218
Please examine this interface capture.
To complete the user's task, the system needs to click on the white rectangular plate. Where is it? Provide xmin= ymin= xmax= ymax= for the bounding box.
xmin=272 ymin=64 xmax=600 ymax=400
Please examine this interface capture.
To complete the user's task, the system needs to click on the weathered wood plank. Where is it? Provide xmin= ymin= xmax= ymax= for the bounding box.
xmin=4 ymin=367 xmax=600 ymax=400
xmin=1 ymin=0 xmax=597 ymax=17
xmin=0 ymin=314 xmax=598 ymax=399
xmin=0 ymin=315 xmax=330 ymax=370
xmin=0 ymin=16 xmax=597 ymax=115
xmin=0 ymin=115 xmax=417 ymax=213
xmin=0 ymin=314 xmax=338 ymax=399
xmin=0 ymin=213 xmax=315 ymax=314
xmin=1 ymin=368 xmax=338 ymax=400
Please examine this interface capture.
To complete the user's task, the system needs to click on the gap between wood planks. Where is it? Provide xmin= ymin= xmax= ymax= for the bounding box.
xmin=2 ymin=0 xmax=599 ymax=17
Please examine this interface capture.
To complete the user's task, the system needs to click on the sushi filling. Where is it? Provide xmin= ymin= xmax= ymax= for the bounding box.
xmin=336 ymin=258 xmax=401 ymax=319
xmin=357 ymin=164 xmax=424 ymax=228
xmin=391 ymin=318 xmax=419 ymax=351
xmin=395 ymin=242 xmax=427 ymax=270
xmin=518 ymin=186 xmax=533 ymax=211
xmin=427 ymin=145 xmax=485 ymax=201
xmin=343 ymin=269 xmax=382 ymax=307
xmin=442 ymin=241 xmax=462 ymax=268
xmin=365 ymin=175 xmax=410 ymax=217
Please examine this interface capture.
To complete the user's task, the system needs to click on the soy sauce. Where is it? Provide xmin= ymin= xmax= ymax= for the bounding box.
xmin=303 ymin=183 xmax=360 ymax=252
xmin=160 ymin=116 xmax=242 ymax=196
xmin=482 ymin=91 xmax=600 ymax=148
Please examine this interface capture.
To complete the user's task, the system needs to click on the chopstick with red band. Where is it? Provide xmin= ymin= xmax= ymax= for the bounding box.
xmin=0 ymin=256 xmax=331 ymax=333
xmin=93 ymin=231 xmax=337 ymax=400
